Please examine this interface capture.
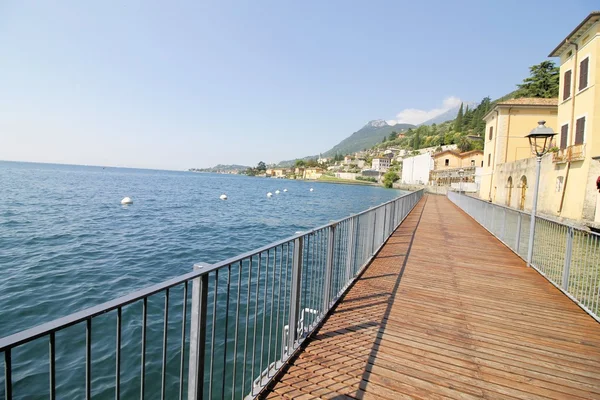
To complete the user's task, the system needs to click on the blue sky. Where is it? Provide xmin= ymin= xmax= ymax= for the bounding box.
xmin=0 ymin=1 xmax=596 ymax=170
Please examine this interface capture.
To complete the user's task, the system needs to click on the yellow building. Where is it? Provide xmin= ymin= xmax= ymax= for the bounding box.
xmin=303 ymin=167 xmax=323 ymax=180
xmin=479 ymin=98 xmax=558 ymax=203
xmin=432 ymin=150 xmax=484 ymax=170
xmin=549 ymin=11 xmax=600 ymax=222
xmin=430 ymin=150 xmax=483 ymax=186
xmin=480 ymin=11 xmax=600 ymax=224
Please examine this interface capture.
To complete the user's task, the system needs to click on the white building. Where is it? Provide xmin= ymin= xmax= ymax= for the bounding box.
xmin=401 ymin=153 xmax=433 ymax=185
xmin=371 ymin=157 xmax=390 ymax=172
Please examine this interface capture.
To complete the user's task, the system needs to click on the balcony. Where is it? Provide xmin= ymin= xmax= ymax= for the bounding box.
xmin=552 ymin=143 xmax=586 ymax=163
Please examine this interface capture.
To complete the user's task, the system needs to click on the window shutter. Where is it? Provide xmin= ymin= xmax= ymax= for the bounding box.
xmin=563 ymin=70 xmax=571 ymax=100
xmin=560 ymin=124 xmax=568 ymax=149
xmin=575 ymin=117 xmax=585 ymax=145
xmin=488 ymin=126 xmax=493 ymax=141
xmin=579 ymin=58 xmax=589 ymax=91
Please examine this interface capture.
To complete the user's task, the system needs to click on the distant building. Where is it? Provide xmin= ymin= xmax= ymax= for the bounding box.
xmin=343 ymin=156 xmax=353 ymax=165
xmin=361 ymin=169 xmax=380 ymax=178
xmin=433 ymin=150 xmax=484 ymax=170
xmin=430 ymin=150 xmax=484 ymax=188
xmin=304 ymin=167 xmax=324 ymax=180
xmin=401 ymin=153 xmax=433 ymax=185
xmin=371 ymin=157 xmax=391 ymax=172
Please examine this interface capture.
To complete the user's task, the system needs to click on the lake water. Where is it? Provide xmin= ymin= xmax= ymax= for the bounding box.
xmin=0 ymin=161 xmax=403 ymax=399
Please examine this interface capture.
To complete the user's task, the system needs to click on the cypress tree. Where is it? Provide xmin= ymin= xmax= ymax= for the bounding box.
xmin=454 ymin=103 xmax=464 ymax=133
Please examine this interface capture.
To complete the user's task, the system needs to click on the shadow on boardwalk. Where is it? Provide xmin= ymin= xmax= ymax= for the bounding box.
xmin=262 ymin=195 xmax=600 ymax=400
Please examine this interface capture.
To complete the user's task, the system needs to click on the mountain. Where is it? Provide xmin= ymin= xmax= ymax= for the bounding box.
xmin=276 ymin=155 xmax=317 ymax=167
xmin=190 ymin=164 xmax=250 ymax=172
xmin=322 ymin=120 xmax=415 ymax=157
xmin=418 ymin=102 xmax=478 ymax=126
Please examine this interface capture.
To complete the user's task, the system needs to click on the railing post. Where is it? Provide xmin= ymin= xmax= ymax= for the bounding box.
xmin=345 ymin=218 xmax=356 ymax=283
xmin=515 ymin=213 xmax=522 ymax=253
xmin=370 ymin=210 xmax=377 ymax=255
xmin=562 ymin=227 xmax=574 ymax=290
xmin=383 ymin=204 xmax=388 ymax=241
xmin=188 ymin=263 xmax=210 ymax=400
xmin=483 ymin=203 xmax=488 ymax=228
xmin=322 ymin=226 xmax=335 ymax=313
xmin=501 ymin=208 xmax=506 ymax=241
xmin=287 ymin=236 xmax=304 ymax=355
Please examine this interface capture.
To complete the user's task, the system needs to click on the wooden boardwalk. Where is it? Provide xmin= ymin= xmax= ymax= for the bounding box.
xmin=261 ymin=195 xmax=600 ymax=399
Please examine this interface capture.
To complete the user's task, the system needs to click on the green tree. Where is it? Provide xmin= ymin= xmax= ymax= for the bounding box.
xmin=295 ymin=159 xmax=306 ymax=167
xmin=444 ymin=132 xmax=455 ymax=145
xmin=412 ymin=130 xmax=421 ymax=149
xmin=454 ymin=103 xmax=464 ymax=132
xmin=515 ymin=61 xmax=559 ymax=98
xmin=463 ymin=105 xmax=472 ymax=128
xmin=382 ymin=135 xmax=387 ymax=143
xmin=457 ymin=136 xmax=473 ymax=152
xmin=389 ymin=131 xmax=398 ymax=141
xmin=256 ymin=161 xmax=266 ymax=172
xmin=382 ymin=171 xmax=399 ymax=188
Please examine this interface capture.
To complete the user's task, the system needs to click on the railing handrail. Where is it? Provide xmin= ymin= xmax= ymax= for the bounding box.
xmin=0 ymin=189 xmax=420 ymax=353
xmin=449 ymin=190 xmax=598 ymax=237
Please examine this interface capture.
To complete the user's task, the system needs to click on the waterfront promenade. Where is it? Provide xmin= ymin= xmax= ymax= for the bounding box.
xmin=262 ymin=195 xmax=600 ymax=399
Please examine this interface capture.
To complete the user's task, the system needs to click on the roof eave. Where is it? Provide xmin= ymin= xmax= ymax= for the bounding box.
xmin=482 ymin=103 xmax=557 ymax=122
xmin=548 ymin=12 xmax=600 ymax=57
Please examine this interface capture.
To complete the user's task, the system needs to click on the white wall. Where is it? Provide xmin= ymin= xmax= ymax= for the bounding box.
xmin=401 ymin=154 xmax=433 ymax=184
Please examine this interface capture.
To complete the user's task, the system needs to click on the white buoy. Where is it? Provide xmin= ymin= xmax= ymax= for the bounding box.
xmin=283 ymin=189 xmax=288 ymax=192
xmin=267 ymin=192 xmax=273 ymax=197
xmin=220 ymin=194 xmax=228 ymax=200
xmin=309 ymin=188 xmax=314 ymax=192
xmin=121 ymin=197 xmax=133 ymax=205
xmin=275 ymin=190 xmax=280 ymax=194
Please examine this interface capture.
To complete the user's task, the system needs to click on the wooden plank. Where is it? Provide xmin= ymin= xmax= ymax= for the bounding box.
xmin=260 ymin=195 xmax=600 ymax=399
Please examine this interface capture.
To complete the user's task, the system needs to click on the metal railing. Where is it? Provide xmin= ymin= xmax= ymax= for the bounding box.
xmin=448 ymin=191 xmax=600 ymax=323
xmin=552 ymin=143 xmax=586 ymax=163
xmin=0 ymin=189 xmax=423 ymax=400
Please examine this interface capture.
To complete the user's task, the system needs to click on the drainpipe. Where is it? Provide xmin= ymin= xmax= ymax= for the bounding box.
xmin=558 ymin=40 xmax=579 ymax=214
xmin=487 ymin=109 xmax=500 ymax=201
xmin=503 ymin=107 xmax=513 ymax=164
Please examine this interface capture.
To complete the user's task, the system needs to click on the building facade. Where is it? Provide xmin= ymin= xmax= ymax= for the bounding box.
xmin=371 ymin=157 xmax=391 ymax=172
xmin=479 ymin=12 xmax=600 ymax=224
xmin=549 ymin=11 xmax=600 ymax=222
xmin=430 ymin=150 xmax=483 ymax=188
xmin=479 ymin=98 xmax=559 ymax=204
xmin=401 ymin=153 xmax=433 ymax=185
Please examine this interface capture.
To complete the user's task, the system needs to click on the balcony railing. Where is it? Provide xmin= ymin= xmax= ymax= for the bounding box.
xmin=0 ymin=189 xmax=424 ymax=400
xmin=552 ymin=143 xmax=586 ymax=163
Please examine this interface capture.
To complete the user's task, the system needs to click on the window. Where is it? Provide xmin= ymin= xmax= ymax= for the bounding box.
xmin=488 ymin=126 xmax=493 ymax=141
xmin=487 ymin=154 xmax=491 ymax=167
xmin=481 ymin=161 xmax=483 ymax=167
xmin=579 ymin=58 xmax=589 ymax=91
xmin=560 ymin=124 xmax=568 ymax=149
xmin=575 ymin=117 xmax=585 ymax=145
xmin=444 ymin=159 xmax=449 ymax=166
xmin=563 ymin=70 xmax=571 ymax=100
xmin=556 ymin=176 xmax=564 ymax=192
xmin=471 ymin=160 xmax=475 ymax=167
